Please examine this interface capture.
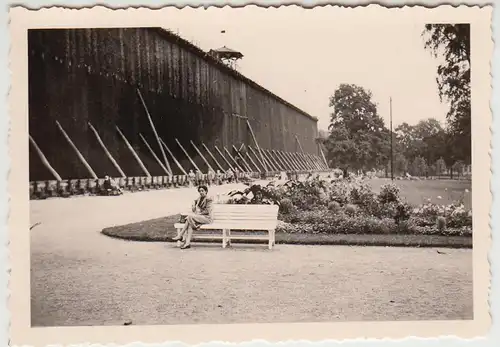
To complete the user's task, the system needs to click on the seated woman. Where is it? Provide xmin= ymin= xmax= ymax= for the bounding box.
xmin=173 ymin=185 xmax=213 ymax=249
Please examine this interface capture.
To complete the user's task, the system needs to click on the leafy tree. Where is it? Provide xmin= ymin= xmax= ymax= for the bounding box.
xmin=435 ymin=157 xmax=447 ymax=178
xmin=452 ymin=160 xmax=465 ymax=178
xmin=395 ymin=118 xmax=447 ymax=165
xmin=393 ymin=153 xmax=408 ymax=176
xmin=423 ymin=24 xmax=471 ymax=164
xmin=411 ymin=156 xmax=428 ymax=177
xmin=326 ymin=84 xmax=388 ymax=172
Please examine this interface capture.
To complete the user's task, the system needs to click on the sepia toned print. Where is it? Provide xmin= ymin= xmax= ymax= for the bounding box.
xmin=8 ymin=4 xmax=492 ymax=346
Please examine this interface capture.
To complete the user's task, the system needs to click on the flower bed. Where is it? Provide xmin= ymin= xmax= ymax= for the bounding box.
xmin=222 ymin=176 xmax=472 ymax=237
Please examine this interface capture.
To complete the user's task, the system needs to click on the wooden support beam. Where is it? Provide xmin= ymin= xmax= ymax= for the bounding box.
xmin=29 ymin=135 xmax=62 ymax=181
xmin=279 ymin=151 xmax=296 ymax=171
xmin=294 ymin=152 xmax=309 ymax=171
xmin=305 ymin=153 xmax=318 ymax=170
xmin=252 ymin=147 xmax=275 ymax=172
xmin=294 ymin=136 xmax=316 ymax=170
xmin=276 ymin=150 xmax=295 ymax=171
xmin=88 ymin=122 xmax=126 ymax=178
xmin=319 ymin=155 xmax=326 ymax=169
xmin=245 ymin=152 xmax=261 ymax=173
xmin=270 ymin=149 xmax=288 ymax=171
xmin=315 ymin=154 xmax=325 ymax=170
xmin=261 ymin=149 xmax=280 ymax=172
xmin=139 ymin=133 xmax=170 ymax=175
xmin=302 ymin=152 xmax=316 ymax=170
xmin=224 ymin=147 xmax=245 ymax=172
xmin=319 ymin=146 xmax=329 ymax=168
xmin=245 ymin=148 xmax=264 ymax=171
xmin=312 ymin=154 xmax=323 ymax=170
xmin=191 ymin=141 xmax=214 ymax=172
xmin=116 ymin=126 xmax=151 ymax=177
xmin=273 ymin=150 xmax=291 ymax=171
xmin=175 ymin=138 xmax=200 ymax=172
xmin=159 ymin=138 xmax=187 ymax=176
xmin=268 ymin=150 xmax=286 ymax=171
xmin=214 ymin=146 xmax=235 ymax=171
xmin=202 ymin=143 xmax=225 ymax=172
xmin=246 ymin=120 xmax=268 ymax=172
xmin=56 ymin=120 xmax=98 ymax=179
xmin=285 ymin=151 xmax=302 ymax=171
xmin=232 ymin=145 xmax=253 ymax=173
xmin=247 ymin=146 xmax=266 ymax=170
xmin=295 ymin=152 xmax=308 ymax=170
xmin=311 ymin=154 xmax=323 ymax=170
xmin=302 ymin=153 xmax=315 ymax=170
xmin=137 ymin=88 xmax=172 ymax=175
xmin=295 ymin=136 xmax=305 ymax=153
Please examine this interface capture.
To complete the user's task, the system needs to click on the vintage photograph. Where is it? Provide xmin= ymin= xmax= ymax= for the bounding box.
xmin=8 ymin=4 xmax=492 ymax=346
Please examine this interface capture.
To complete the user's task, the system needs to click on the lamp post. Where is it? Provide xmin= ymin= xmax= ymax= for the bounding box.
xmin=390 ymin=97 xmax=394 ymax=181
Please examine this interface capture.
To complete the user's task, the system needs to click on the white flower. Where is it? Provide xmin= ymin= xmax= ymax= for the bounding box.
xmin=427 ymin=198 xmax=432 ymax=202
xmin=465 ymin=189 xmax=470 ymax=193
xmin=437 ymin=196 xmax=442 ymax=200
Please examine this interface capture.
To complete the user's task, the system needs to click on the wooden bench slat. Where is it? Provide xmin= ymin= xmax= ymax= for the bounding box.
xmin=174 ymin=223 xmax=277 ymax=230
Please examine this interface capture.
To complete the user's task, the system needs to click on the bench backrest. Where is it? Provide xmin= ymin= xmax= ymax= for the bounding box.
xmin=212 ymin=204 xmax=279 ymax=228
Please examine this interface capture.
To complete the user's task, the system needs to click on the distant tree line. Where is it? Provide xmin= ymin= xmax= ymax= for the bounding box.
xmin=316 ymin=24 xmax=470 ymax=179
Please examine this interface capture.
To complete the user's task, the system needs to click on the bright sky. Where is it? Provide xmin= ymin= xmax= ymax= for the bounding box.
xmin=160 ymin=5 xmax=450 ymax=131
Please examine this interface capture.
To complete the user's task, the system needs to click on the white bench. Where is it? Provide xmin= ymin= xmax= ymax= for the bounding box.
xmin=173 ymin=204 xmax=279 ymax=249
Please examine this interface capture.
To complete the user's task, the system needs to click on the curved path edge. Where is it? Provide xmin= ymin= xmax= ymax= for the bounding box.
xmin=101 ymin=229 xmax=472 ymax=249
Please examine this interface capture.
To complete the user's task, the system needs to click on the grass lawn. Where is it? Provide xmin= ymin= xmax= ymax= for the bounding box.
xmin=367 ymin=178 xmax=471 ymax=209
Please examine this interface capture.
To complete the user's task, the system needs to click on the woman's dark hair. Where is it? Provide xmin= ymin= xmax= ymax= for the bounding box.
xmin=198 ymin=185 xmax=208 ymax=193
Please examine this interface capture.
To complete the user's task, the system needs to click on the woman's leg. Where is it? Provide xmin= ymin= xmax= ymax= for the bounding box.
xmin=182 ymin=216 xmax=196 ymax=246
xmin=173 ymin=220 xmax=189 ymax=241
xmin=182 ymin=214 xmax=211 ymax=248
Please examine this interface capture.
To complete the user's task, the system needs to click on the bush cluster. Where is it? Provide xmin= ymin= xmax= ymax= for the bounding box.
xmin=276 ymin=213 xmax=471 ymax=237
xmin=223 ymin=174 xmax=472 ymax=237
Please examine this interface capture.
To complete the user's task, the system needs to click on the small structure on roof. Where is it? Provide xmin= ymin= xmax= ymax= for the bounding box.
xmin=209 ymin=46 xmax=243 ymax=69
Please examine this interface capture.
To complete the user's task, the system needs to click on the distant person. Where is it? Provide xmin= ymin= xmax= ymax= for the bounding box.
xmin=102 ymin=175 xmax=122 ymax=196
xmin=188 ymin=170 xmax=196 ymax=186
xmin=195 ymin=169 xmax=203 ymax=186
xmin=207 ymin=168 xmax=215 ymax=186
xmin=172 ymin=185 xmax=213 ymax=249
xmin=216 ymin=169 xmax=223 ymax=185
xmin=233 ymin=167 xmax=239 ymax=183
xmin=226 ymin=168 xmax=234 ymax=183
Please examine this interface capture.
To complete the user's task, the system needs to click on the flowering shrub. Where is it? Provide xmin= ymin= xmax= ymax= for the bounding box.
xmin=344 ymin=204 xmax=357 ymax=216
xmin=437 ymin=216 xmax=447 ymax=232
xmin=412 ymin=202 xmax=472 ymax=228
xmin=226 ymin=183 xmax=281 ymax=205
xmin=378 ymin=183 xmax=400 ymax=204
xmin=279 ymin=198 xmax=293 ymax=214
xmin=328 ymin=201 xmax=341 ymax=212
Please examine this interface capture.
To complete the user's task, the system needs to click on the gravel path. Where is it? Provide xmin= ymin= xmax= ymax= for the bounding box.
xmin=30 ymin=182 xmax=473 ymax=326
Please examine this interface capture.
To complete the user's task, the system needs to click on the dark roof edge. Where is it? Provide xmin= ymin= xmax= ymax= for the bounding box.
xmin=150 ymin=27 xmax=318 ymax=123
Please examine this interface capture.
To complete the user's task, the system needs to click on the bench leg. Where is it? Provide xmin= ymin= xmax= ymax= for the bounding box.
xmin=227 ymin=229 xmax=232 ymax=247
xmin=222 ymin=229 xmax=227 ymax=249
xmin=269 ymin=229 xmax=276 ymax=249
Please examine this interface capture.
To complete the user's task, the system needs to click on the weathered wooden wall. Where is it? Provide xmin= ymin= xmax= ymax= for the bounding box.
xmin=29 ymin=28 xmax=319 ymax=181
